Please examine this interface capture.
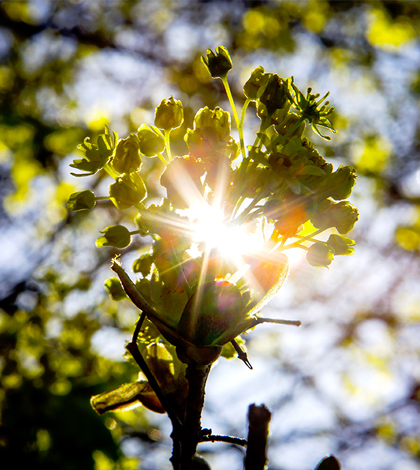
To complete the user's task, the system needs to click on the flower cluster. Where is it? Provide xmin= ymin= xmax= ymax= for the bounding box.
xmin=69 ymin=47 xmax=358 ymax=411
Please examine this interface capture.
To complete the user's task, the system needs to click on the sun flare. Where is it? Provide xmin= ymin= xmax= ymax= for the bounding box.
xmin=180 ymin=203 xmax=265 ymax=264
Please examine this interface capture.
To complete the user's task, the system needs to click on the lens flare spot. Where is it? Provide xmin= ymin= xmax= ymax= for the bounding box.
xmin=181 ymin=203 xmax=264 ymax=262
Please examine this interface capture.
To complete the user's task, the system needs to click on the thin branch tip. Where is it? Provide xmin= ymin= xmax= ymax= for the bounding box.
xmin=254 ymin=317 xmax=302 ymax=328
xmin=111 ymin=255 xmax=122 ymax=269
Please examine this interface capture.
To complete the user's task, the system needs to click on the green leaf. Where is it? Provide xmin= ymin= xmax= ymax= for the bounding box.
xmin=90 ymin=381 xmax=165 ymax=414
xmin=71 ymin=137 xmax=108 ymax=176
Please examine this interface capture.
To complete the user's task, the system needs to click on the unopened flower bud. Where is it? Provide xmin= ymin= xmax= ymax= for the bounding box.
xmin=311 ymin=199 xmax=358 ymax=234
xmin=104 ymin=277 xmax=127 ymax=300
xmin=328 ymin=165 xmax=357 ymax=200
xmin=112 ymin=134 xmax=141 ymax=174
xmin=201 ymin=46 xmax=232 ymax=79
xmin=96 ymin=225 xmax=131 ymax=249
xmin=333 ymin=202 xmax=359 ymax=234
xmin=327 ymin=234 xmax=356 ymax=255
xmin=137 ymin=124 xmax=165 ymax=156
xmin=109 ymin=172 xmax=147 ymax=210
xmin=67 ymin=190 xmax=96 ymax=211
xmin=243 ymin=66 xmax=269 ymax=100
xmin=132 ymin=252 xmax=154 ymax=275
xmin=193 ymin=106 xmax=231 ymax=140
xmin=306 ymin=242 xmax=334 ymax=268
xmin=154 ymin=96 xmax=184 ymax=130
xmin=260 ymin=74 xmax=288 ymax=115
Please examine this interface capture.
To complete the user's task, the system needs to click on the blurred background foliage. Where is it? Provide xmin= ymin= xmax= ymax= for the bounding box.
xmin=1 ymin=1 xmax=420 ymax=469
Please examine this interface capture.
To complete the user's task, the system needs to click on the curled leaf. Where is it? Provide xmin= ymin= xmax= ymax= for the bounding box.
xmin=91 ymin=381 xmax=165 ymax=415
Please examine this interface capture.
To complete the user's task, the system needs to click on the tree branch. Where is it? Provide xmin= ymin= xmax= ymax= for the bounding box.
xmin=180 ymin=363 xmax=211 ymax=468
xmin=244 ymin=404 xmax=271 ymax=470
xmin=199 ymin=434 xmax=247 ymax=447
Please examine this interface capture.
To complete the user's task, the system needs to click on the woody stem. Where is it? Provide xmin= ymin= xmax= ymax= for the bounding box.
xmin=179 ymin=363 xmax=211 ymax=469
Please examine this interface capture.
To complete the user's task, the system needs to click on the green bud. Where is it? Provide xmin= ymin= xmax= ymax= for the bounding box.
xmin=177 ymin=280 xmax=245 ymax=347
xmin=194 ymin=106 xmax=231 ymax=140
xmin=333 ymin=202 xmax=359 ymax=234
xmin=327 ymin=234 xmax=356 ymax=255
xmin=154 ymin=96 xmax=184 ymax=130
xmin=201 ymin=45 xmax=232 ymax=79
xmin=112 ymin=134 xmax=141 ymax=174
xmin=328 ymin=165 xmax=357 ymax=200
xmin=311 ymin=199 xmax=358 ymax=234
xmin=306 ymin=242 xmax=334 ymax=268
xmin=137 ymin=124 xmax=165 ymax=156
xmin=109 ymin=172 xmax=147 ymax=210
xmin=243 ymin=66 xmax=269 ymax=100
xmin=259 ymin=74 xmax=288 ymax=116
xmin=67 ymin=190 xmax=96 ymax=211
xmin=132 ymin=252 xmax=154 ymax=275
xmin=96 ymin=225 xmax=131 ymax=249
xmin=104 ymin=277 xmax=127 ymax=300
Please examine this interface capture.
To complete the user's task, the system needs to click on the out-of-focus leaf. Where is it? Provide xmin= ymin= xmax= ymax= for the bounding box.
xmin=91 ymin=381 xmax=165 ymax=414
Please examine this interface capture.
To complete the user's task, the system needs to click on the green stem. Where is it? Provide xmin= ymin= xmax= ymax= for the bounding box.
xmin=295 ymin=228 xmax=325 ymax=241
xmin=222 ymin=77 xmax=240 ymax=131
xmin=134 ymin=202 xmax=147 ymax=212
xmin=103 ymin=163 xmax=120 ymax=180
xmin=237 ymin=97 xmax=251 ymax=162
xmin=279 ymin=241 xmax=308 ymax=251
xmin=234 ymin=188 xmax=267 ymax=224
xmin=271 ymin=116 xmax=306 ymax=150
xmin=158 ymin=152 xmax=168 ymax=165
xmin=231 ymin=195 xmax=245 ymax=220
xmin=94 ymin=196 xmax=111 ymax=201
xmin=282 ymin=115 xmax=305 ymax=140
xmin=164 ymin=129 xmax=172 ymax=162
xmin=240 ymin=97 xmax=251 ymax=130
xmin=221 ymin=77 xmax=248 ymax=163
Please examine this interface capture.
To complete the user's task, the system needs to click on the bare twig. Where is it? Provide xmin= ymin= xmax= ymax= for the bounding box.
xmin=200 ymin=434 xmax=247 ymax=447
xmin=244 ymin=404 xmax=271 ymax=470
xmin=231 ymin=339 xmax=253 ymax=369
